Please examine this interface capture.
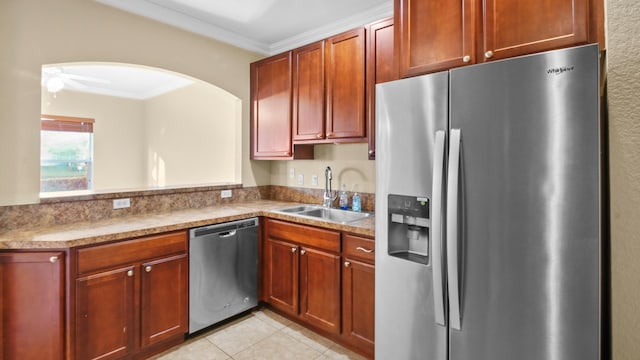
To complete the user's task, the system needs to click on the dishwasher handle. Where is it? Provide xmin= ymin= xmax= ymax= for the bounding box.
xmin=218 ymin=230 xmax=237 ymax=238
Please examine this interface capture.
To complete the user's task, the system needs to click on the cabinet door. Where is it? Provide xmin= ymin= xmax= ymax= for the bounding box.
xmin=293 ymin=41 xmax=325 ymax=142
xmin=0 ymin=252 xmax=64 ymax=360
xmin=482 ymin=0 xmax=588 ymax=61
xmin=342 ymin=258 xmax=375 ymax=356
xmin=266 ymin=239 xmax=299 ymax=316
xmin=299 ymin=247 xmax=341 ymax=334
xmin=140 ymin=254 xmax=188 ymax=348
xmin=325 ymin=28 xmax=366 ymax=140
xmin=250 ymin=52 xmax=293 ymax=159
xmin=396 ymin=0 xmax=477 ymax=77
xmin=366 ymin=17 xmax=397 ymax=160
xmin=76 ymin=266 xmax=136 ymax=360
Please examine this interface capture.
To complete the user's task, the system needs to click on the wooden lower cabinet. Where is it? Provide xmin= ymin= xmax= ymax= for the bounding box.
xmin=74 ymin=231 xmax=188 ymax=360
xmin=299 ymin=247 xmax=341 ymax=334
xmin=263 ymin=219 xmax=374 ymax=358
xmin=342 ymin=258 xmax=375 ymax=357
xmin=76 ymin=266 xmax=136 ymax=360
xmin=264 ymin=219 xmax=342 ymax=335
xmin=0 ymin=251 xmax=65 ymax=360
xmin=266 ymin=238 xmax=299 ymax=315
xmin=341 ymin=234 xmax=375 ymax=357
xmin=140 ymin=254 xmax=188 ymax=348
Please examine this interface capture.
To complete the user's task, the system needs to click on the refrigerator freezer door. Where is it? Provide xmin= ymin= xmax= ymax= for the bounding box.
xmin=448 ymin=45 xmax=601 ymax=360
xmin=375 ymin=73 xmax=449 ymax=360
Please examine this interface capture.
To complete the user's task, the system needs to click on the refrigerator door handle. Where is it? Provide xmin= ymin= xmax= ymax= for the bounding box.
xmin=447 ymin=128 xmax=462 ymax=330
xmin=432 ymin=130 xmax=446 ymax=326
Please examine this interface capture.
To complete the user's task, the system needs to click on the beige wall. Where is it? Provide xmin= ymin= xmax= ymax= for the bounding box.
xmin=0 ymin=0 xmax=266 ymax=205
xmin=42 ymin=89 xmax=148 ymax=190
xmin=144 ymin=81 xmax=241 ymax=186
xmin=606 ymin=0 xmax=640 ymax=359
xmin=270 ymin=143 xmax=376 ymax=194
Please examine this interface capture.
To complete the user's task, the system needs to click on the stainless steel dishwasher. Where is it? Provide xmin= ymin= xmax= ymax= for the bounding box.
xmin=189 ymin=217 xmax=258 ymax=334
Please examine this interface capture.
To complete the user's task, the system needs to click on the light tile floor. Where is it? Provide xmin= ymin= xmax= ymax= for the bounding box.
xmin=151 ymin=309 xmax=368 ymax=360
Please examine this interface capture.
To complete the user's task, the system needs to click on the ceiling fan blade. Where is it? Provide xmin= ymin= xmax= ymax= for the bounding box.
xmin=63 ymin=78 xmax=88 ymax=90
xmin=61 ymin=73 xmax=110 ymax=84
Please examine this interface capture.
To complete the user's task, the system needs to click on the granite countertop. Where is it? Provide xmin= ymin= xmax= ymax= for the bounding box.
xmin=0 ymin=200 xmax=375 ymax=249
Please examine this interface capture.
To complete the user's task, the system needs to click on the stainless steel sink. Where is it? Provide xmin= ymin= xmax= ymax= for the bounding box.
xmin=275 ymin=205 xmax=320 ymax=213
xmin=274 ymin=205 xmax=371 ymax=224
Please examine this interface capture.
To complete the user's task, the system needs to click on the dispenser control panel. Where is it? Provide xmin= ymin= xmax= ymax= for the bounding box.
xmin=387 ymin=194 xmax=430 ymax=265
xmin=388 ymin=194 xmax=429 ymax=225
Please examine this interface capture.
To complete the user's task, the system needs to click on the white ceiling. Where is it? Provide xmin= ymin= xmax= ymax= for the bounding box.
xmin=95 ymin=0 xmax=393 ymax=55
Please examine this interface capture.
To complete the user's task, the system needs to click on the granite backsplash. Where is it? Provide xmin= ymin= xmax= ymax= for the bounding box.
xmin=0 ymin=185 xmax=374 ymax=232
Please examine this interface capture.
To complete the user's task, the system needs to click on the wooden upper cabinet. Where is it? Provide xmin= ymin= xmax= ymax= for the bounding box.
xmin=396 ymin=0 xmax=477 ymax=77
xmin=325 ymin=28 xmax=366 ymax=140
xmin=396 ymin=0 xmax=602 ymax=77
xmin=482 ymin=0 xmax=588 ymax=61
xmin=250 ymin=52 xmax=293 ymax=159
xmin=366 ymin=17 xmax=398 ymax=160
xmin=293 ymin=41 xmax=326 ymax=142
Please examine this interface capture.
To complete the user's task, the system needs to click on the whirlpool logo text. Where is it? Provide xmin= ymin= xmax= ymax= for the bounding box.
xmin=547 ymin=66 xmax=575 ymax=75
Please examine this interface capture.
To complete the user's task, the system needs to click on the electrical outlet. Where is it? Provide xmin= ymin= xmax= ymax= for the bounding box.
xmin=221 ymin=190 xmax=232 ymax=198
xmin=311 ymin=175 xmax=318 ymax=186
xmin=289 ymin=168 xmax=295 ymax=179
xmin=297 ymin=174 xmax=304 ymax=185
xmin=113 ymin=198 xmax=130 ymax=209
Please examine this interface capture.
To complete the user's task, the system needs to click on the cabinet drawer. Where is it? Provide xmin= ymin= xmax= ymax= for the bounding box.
xmin=77 ymin=231 xmax=188 ymax=275
xmin=266 ymin=219 xmax=340 ymax=253
xmin=343 ymin=234 xmax=375 ymax=263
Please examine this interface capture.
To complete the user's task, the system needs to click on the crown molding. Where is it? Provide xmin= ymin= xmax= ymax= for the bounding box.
xmin=268 ymin=2 xmax=392 ymax=55
xmin=96 ymin=0 xmax=392 ymax=56
xmin=96 ymin=0 xmax=271 ymax=54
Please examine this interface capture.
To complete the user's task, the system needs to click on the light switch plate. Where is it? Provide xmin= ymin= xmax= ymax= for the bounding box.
xmin=221 ymin=190 xmax=232 ymax=198
xmin=113 ymin=198 xmax=131 ymax=209
xmin=297 ymin=174 xmax=304 ymax=185
xmin=311 ymin=175 xmax=318 ymax=186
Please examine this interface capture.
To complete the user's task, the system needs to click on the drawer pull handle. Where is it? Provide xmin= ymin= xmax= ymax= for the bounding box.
xmin=300 ymin=249 xmax=306 ymax=255
xmin=344 ymin=261 xmax=351 ymax=267
xmin=127 ymin=270 xmax=134 ymax=277
xmin=145 ymin=266 xmax=152 ymax=273
xmin=49 ymin=256 xmax=58 ymax=263
xmin=356 ymin=246 xmax=374 ymax=253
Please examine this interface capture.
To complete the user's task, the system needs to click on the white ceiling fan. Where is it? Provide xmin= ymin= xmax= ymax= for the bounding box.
xmin=41 ymin=66 xmax=110 ymax=93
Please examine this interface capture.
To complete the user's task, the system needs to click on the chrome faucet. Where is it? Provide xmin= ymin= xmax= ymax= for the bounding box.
xmin=323 ymin=166 xmax=337 ymax=208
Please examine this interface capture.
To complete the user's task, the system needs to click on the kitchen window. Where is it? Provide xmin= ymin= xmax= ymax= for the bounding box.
xmin=40 ymin=114 xmax=94 ymax=193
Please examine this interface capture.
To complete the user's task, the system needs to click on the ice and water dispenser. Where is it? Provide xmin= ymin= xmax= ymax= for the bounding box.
xmin=387 ymin=194 xmax=430 ymax=265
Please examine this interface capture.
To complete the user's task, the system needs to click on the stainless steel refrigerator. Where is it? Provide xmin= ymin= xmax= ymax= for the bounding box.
xmin=375 ymin=44 xmax=602 ymax=360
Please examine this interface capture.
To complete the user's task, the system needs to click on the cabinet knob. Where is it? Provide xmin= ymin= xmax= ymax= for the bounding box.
xmin=127 ymin=270 xmax=134 ymax=277
xmin=462 ymin=55 xmax=471 ymax=63
xmin=368 ymin=150 xmax=374 ymax=155
xmin=484 ymin=51 xmax=494 ymax=59
xmin=145 ymin=265 xmax=152 ymax=273
xmin=300 ymin=249 xmax=306 ymax=255
xmin=344 ymin=261 xmax=351 ymax=267
xmin=291 ymin=247 xmax=297 ymax=253
xmin=317 ymin=133 xmax=323 ymax=139
xmin=49 ymin=256 xmax=58 ymax=263
xmin=327 ymin=132 xmax=334 ymax=138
